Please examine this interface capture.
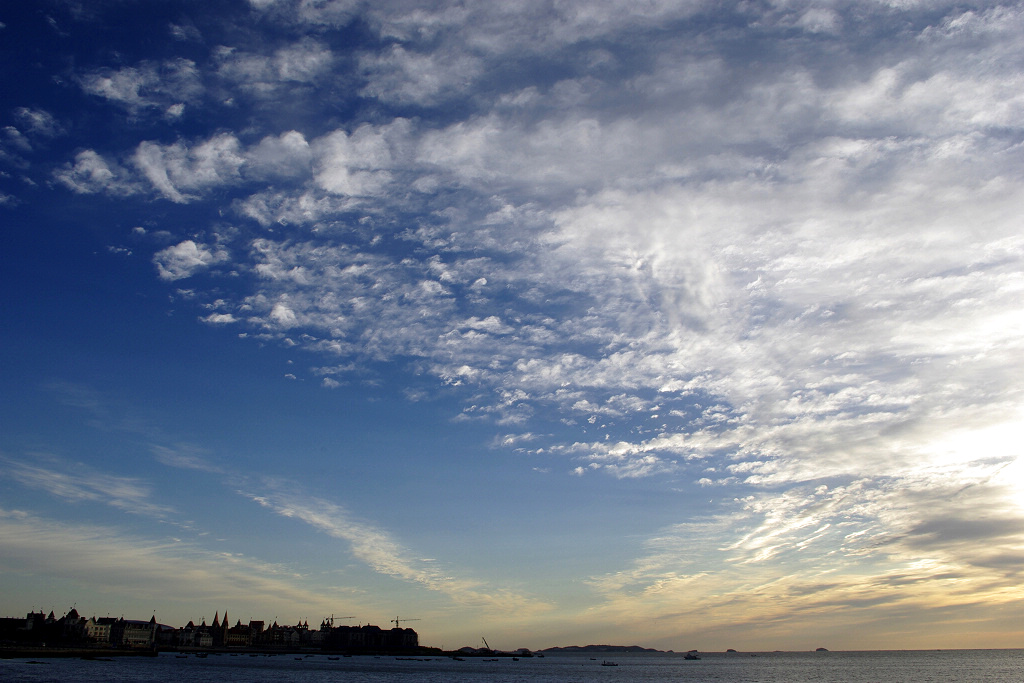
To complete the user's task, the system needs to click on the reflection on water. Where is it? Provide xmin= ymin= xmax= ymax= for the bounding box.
xmin=2 ymin=650 xmax=1023 ymax=683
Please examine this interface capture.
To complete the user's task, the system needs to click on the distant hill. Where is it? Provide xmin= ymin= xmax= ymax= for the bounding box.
xmin=541 ymin=644 xmax=666 ymax=653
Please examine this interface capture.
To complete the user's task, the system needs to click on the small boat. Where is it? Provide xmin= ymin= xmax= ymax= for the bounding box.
xmin=602 ymin=660 xmax=618 ymax=666
xmin=684 ymin=651 xmax=701 ymax=660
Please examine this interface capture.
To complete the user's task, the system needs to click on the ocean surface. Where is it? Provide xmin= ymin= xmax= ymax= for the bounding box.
xmin=2 ymin=649 xmax=1022 ymax=682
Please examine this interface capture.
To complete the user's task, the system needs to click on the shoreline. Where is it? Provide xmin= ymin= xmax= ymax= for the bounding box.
xmin=1 ymin=645 xmax=444 ymax=660
xmin=0 ymin=648 xmax=159 ymax=659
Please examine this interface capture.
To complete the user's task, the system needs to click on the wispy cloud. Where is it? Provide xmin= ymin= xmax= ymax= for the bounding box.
xmin=245 ymin=483 xmax=550 ymax=616
xmin=150 ymin=444 xmax=224 ymax=474
xmin=583 ymin=467 xmax=1024 ymax=647
xmin=0 ymin=508 xmax=354 ymax=619
xmin=0 ymin=455 xmax=174 ymax=519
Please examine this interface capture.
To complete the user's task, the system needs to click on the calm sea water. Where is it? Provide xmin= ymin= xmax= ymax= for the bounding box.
xmin=2 ymin=649 xmax=1022 ymax=682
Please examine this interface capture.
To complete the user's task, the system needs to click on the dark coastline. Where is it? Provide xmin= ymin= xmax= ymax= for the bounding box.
xmin=0 ymin=647 xmax=159 ymax=659
xmin=1 ymin=645 xmax=446 ymax=660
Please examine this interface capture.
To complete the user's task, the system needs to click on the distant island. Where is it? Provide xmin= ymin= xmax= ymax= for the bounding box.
xmin=541 ymin=644 xmax=668 ymax=653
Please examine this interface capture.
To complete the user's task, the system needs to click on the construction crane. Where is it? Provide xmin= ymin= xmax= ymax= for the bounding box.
xmin=391 ymin=616 xmax=421 ymax=629
xmin=327 ymin=615 xmax=356 ymax=627
xmin=482 ymin=637 xmax=492 ymax=652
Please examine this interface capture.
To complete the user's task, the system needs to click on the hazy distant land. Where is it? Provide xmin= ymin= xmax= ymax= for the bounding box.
xmin=540 ymin=644 xmax=669 ymax=653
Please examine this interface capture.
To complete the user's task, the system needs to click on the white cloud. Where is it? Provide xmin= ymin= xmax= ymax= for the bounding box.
xmin=79 ymin=59 xmax=202 ymax=112
xmin=54 ymin=150 xmax=137 ymax=196
xmin=133 ymin=134 xmax=245 ymax=202
xmin=795 ymin=7 xmax=841 ymax=33
xmin=14 ymin=107 xmax=63 ymax=137
xmin=3 ymin=126 xmax=32 ymax=155
xmin=359 ymin=44 xmax=483 ymax=104
xmin=214 ymin=40 xmax=334 ymax=95
xmin=234 ymin=189 xmax=355 ymax=226
xmin=168 ymin=22 xmax=202 ymax=42
xmin=244 ymin=130 xmax=312 ymax=179
xmin=153 ymin=240 xmax=229 ymax=281
xmin=275 ymin=39 xmax=335 ymax=81
xmin=461 ymin=316 xmax=512 ymax=334
xmin=362 ymin=1 xmax=705 ymax=54
xmin=269 ymin=301 xmax=299 ymax=327
xmin=312 ymin=120 xmax=412 ymax=196
xmin=201 ymin=312 xmax=237 ymax=324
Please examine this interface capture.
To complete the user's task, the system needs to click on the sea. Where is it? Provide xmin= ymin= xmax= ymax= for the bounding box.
xmin=2 ymin=649 xmax=1022 ymax=682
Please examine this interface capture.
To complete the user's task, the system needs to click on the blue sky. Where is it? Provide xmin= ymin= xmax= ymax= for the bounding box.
xmin=2 ymin=0 xmax=1024 ymax=651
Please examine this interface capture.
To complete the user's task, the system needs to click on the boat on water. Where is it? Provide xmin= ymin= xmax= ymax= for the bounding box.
xmin=602 ymin=660 xmax=618 ymax=666
xmin=685 ymin=650 xmax=701 ymax=660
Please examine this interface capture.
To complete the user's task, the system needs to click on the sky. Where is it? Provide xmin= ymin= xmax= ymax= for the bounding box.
xmin=1 ymin=0 xmax=1023 ymax=653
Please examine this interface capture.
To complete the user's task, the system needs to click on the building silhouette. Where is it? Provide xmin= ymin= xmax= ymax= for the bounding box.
xmin=1 ymin=605 xmax=418 ymax=652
